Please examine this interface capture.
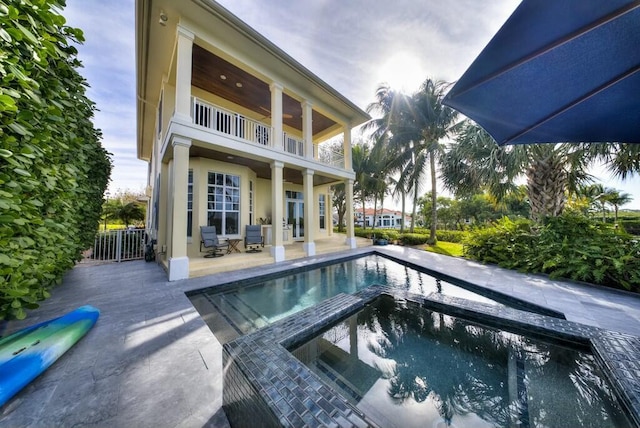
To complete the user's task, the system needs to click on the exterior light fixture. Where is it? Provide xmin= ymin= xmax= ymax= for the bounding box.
xmin=159 ymin=10 xmax=168 ymax=26
xmin=220 ymin=75 xmax=227 ymax=80
xmin=236 ymin=82 xmax=243 ymax=88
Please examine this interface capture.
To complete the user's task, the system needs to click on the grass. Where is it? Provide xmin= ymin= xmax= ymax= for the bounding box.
xmin=424 ymin=241 xmax=464 ymax=257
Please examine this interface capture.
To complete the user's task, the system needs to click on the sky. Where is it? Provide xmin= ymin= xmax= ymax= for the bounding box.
xmin=63 ymin=0 xmax=640 ymax=209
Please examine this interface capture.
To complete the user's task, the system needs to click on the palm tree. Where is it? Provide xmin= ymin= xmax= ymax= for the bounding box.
xmin=364 ymin=85 xmax=411 ymax=229
xmin=410 ymin=80 xmax=458 ymax=241
xmin=607 ymin=190 xmax=633 ymax=223
xmin=576 ymin=183 xmax=604 ymax=218
xmin=331 ymin=182 xmax=346 ymax=232
xmin=440 ymin=122 xmax=627 ymax=222
xmin=365 ymin=80 xmax=458 ymax=238
xmin=352 ymin=141 xmax=380 ymax=229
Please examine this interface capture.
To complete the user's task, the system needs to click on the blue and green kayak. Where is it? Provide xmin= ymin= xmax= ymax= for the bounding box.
xmin=0 ymin=305 xmax=100 ymax=406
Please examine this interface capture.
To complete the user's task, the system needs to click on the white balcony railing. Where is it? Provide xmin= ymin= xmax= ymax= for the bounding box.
xmin=283 ymin=132 xmax=304 ymax=157
xmin=316 ymin=145 xmax=345 ymax=168
xmin=192 ymin=98 xmax=271 ymax=147
xmin=191 ymin=97 xmax=343 ymax=168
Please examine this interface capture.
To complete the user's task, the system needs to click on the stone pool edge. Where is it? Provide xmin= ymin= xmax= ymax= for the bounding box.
xmin=222 ymin=286 xmax=640 ymax=428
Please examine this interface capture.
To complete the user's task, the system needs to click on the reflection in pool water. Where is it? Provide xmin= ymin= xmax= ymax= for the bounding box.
xmin=293 ymin=295 xmax=629 ymax=428
xmin=199 ymin=255 xmax=537 ymax=335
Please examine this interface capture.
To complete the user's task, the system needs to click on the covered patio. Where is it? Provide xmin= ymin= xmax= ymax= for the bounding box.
xmin=187 ymin=233 xmax=372 ymax=278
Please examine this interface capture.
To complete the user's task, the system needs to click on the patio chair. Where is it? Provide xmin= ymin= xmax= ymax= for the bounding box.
xmin=244 ymin=225 xmax=264 ymax=253
xmin=200 ymin=226 xmax=229 ymax=258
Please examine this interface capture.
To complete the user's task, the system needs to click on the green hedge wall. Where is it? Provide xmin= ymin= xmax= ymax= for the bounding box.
xmin=463 ymin=216 xmax=640 ymax=293
xmin=0 ymin=0 xmax=112 ymax=319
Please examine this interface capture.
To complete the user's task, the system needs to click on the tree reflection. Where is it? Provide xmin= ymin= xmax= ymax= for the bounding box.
xmin=356 ymin=296 xmax=626 ymax=427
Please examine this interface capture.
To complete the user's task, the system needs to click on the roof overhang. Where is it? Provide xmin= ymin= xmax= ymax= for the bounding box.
xmin=135 ymin=0 xmax=370 ymax=161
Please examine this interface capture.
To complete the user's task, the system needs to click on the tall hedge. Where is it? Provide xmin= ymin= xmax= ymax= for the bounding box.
xmin=464 ymin=216 xmax=640 ymax=293
xmin=0 ymin=0 xmax=112 ymax=319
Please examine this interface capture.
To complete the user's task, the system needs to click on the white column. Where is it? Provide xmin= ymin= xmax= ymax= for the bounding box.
xmin=343 ymin=124 xmax=352 ymax=170
xmin=175 ymin=25 xmax=194 ymax=122
xmin=168 ymin=136 xmax=191 ymax=281
xmin=345 ymin=179 xmax=357 ymax=249
xmin=271 ymin=160 xmax=285 ymax=262
xmin=157 ymin=162 xmax=169 ymax=261
xmin=327 ymin=188 xmax=333 ymax=237
xmin=302 ymin=100 xmax=313 ymax=159
xmin=270 ymin=83 xmax=283 ymax=150
xmin=303 ymin=169 xmax=315 ymax=256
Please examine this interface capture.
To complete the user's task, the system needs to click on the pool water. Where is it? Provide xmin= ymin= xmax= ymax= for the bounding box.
xmin=197 ymin=255 xmax=527 ymax=335
xmin=292 ymin=295 xmax=630 ymax=428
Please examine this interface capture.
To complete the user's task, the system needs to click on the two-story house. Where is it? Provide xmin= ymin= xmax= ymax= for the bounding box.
xmin=135 ymin=0 xmax=369 ymax=280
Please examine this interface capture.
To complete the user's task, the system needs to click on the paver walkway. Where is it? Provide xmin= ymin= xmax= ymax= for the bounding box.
xmin=1 ymin=246 xmax=639 ymax=427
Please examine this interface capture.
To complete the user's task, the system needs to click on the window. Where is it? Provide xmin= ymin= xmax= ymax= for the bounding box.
xmin=187 ymin=170 xmax=193 ymax=237
xmin=319 ymin=194 xmax=326 ymax=230
xmin=207 ymin=172 xmax=240 ymax=235
xmin=249 ymin=180 xmax=254 ymax=225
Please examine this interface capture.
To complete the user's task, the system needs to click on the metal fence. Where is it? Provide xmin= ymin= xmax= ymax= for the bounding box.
xmin=89 ymin=228 xmax=146 ymax=262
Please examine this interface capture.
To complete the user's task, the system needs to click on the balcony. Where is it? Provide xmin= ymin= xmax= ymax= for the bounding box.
xmin=191 ymin=97 xmax=344 ymax=168
xmin=192 ymin=97 xmax=305 ymax=156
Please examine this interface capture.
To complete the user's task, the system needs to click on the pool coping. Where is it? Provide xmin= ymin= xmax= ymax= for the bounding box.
xmin=188 ymin=249 xmax=564 ymax=320
xmin=222 ymin=285 xmax=640 ymax=428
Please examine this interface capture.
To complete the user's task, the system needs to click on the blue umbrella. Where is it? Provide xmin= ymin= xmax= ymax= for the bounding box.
xmin=443 ymin=0 xmax=640 ymax=145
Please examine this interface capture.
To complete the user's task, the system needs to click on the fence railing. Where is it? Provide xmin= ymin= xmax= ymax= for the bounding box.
xmin=192 ymin=97 xmax=271 ymax=147
xmin=316 ymin=145 xmax=345 ymax=168
xmin=283 ymin=132 xmax=304 ymax=157
xmin=90 ymin=228 xmax=146 ymax=262
xmin=192 ymin=96 xmax=348 ymax=168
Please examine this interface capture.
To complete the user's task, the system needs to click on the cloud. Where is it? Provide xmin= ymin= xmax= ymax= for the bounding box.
xmin=64 ymin=0 xmax=138 ymax=193
xmin=60 ymin=0 xmax=640 ymax=209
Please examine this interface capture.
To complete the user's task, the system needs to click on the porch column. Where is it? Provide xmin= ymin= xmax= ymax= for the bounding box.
xmin=327 ymin=188 xmax=333 ymax=236
xmin=157 ymin=162 xmax=169 ymax=262
xmin=303 ymin=169 xmax=315 ymax=256
xmin=168 ymin=136 xmax=191 ymax=281
xmin=270 ymin=82 xmax=283 ymax=150
xmin=271 ymin=160 xmax=285 ymax=262
xmin=343 ymin=124 xmax=352 ymax=170
xmin=302 ymin=100 xmax=313 ymax=160
xmin=174 ymin=25 xmax=194 ymax=122
xmin=345 ymin=179 xmax=357 ymax=248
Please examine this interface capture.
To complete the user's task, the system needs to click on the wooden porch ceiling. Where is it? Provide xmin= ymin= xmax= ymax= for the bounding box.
xmin=190 ymin=145 xmax=339 ymax=186
xmin=192 ymin=45 xmax=338 ymax=136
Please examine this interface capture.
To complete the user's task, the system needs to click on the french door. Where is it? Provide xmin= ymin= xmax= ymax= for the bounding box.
xmin=286 ymin=191 xmax=304 ymax=240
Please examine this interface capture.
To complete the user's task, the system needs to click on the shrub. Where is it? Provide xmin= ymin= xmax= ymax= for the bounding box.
xmin=464 ymin=215 xmax=640 ymax=293
xmin=463 ymin=218 xmax=535 ymax=268
xmin=620 ymin=219 xmax=640 ymax=236
xmin=436 ymin=230 xmax=468 ymax=243
xmin=0 ymin=1 xmax=112 ymax=319
xmin=399 ymin=233 xmax=430 ymax=246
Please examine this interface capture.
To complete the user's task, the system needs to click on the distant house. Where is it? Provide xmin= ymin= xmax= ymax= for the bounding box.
xmin=135 ymin=0 xmax=369 ymax=280
xmin=354 ymin=208 xmax=410 ymax=229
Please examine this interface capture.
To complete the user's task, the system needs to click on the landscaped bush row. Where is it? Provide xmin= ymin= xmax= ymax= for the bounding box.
xmin=464 ymin=216 xmax=640 ymax=293
xmin=620 ymin=219 xmax=640 ymax=236
xmin=0 ymin=2 xmax=111 ymax=319
xmin=353 ymin=228 xmax=468 ymax=245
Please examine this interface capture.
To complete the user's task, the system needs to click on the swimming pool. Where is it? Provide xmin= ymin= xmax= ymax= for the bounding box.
xmin=292 ymin=295 xmax=629 ymax=428
xmin=222 ymin=287 xmax=639 ymax=428
xmin=192 ymin=254 xmax=560 ymax=337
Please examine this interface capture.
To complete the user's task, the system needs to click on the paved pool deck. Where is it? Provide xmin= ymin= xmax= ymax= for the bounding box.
xmin=1 ymin=246 xmax=639 ymax=427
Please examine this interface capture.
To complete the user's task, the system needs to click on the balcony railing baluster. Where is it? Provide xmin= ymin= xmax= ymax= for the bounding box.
xmin=190 ymin=96 xmax=343 ymax=167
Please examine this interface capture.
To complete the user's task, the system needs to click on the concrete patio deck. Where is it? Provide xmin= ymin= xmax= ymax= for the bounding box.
xmin=188 ymin=234 xmax=373 ymax=278
xmin=2 ymin=245 xmax=639 ymax=427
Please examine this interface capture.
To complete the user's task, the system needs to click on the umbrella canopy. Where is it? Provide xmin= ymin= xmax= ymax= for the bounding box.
xmin=443 ymin=0 xmax=640 ymax=145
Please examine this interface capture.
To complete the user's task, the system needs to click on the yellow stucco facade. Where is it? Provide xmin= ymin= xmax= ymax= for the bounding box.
xmin=136 ymin=0 xmax=369 ymax=280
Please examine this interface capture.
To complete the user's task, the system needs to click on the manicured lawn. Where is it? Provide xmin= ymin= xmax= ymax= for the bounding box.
xmin=424 ymin=241 xmax=464 ymax=257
